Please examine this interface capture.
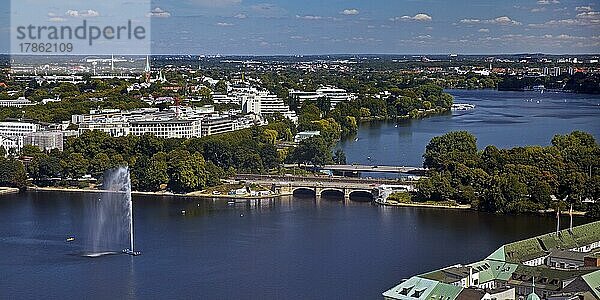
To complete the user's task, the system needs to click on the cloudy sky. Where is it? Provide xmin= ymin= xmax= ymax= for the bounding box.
xmin=1 ymin=0 xmax=600 ymax=55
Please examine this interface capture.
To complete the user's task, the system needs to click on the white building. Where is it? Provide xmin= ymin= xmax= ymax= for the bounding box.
xmin=0 ymin=121 xmax=40 ymax=153
xmin=240 ymin=89 xmax=297 ymax=122
xmin=0 ymin=97 xmax=36 ymax=108
xmin=201 ymin=114 xmax=235 ymax=136
xmin=289 ymin=86 xmax=355 ymax=109
xmin=211 ymin=93 xmax=239 ymax=104
xmin=0 ymin=135 xmax=20 ymax=155
xmin=23 ymin=131 xmax=64 ymax=151
xmin=129 ymin=119 xmax=202 ymax=139
xmin=78 ymin=120 xmax=130 ymax=137
xmin=74 ymin=105 xmax=258 ymax=139
xmin=0 ymin=121 xmax=39 ymax=138
xmin=294 ymin=131 xmax=320 ymax=143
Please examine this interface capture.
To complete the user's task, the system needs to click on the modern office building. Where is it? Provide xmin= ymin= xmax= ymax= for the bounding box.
xmin=74 ymin=107 xmax=255 ymax=139
xmin=289 ymin=86 xmax=356 ymax=109
xmin=23 ymin=131 xmax=64 ymax=151
xmin=0 ymin=121 xmax=39 ymax=138
xmin=240 ymin=89 xmax=297 ymax=122
xmin=0 ymin=97 xmax=36 ymax=108
xmin=78 ymin=120 xmax=130 ymax=137
xmin=201 ymin=114 xmax=235 ymax=136
xmin=129 ymin=119 xmax=202 ymax=139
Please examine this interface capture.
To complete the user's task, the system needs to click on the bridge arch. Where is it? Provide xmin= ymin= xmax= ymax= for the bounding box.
xmin=349 ymin=190 xmax=374 ymax=202
xmin=320 ymin=189 xmax=345 ymax=201
xmin=292 ymin=187 xmax=316 ymax=198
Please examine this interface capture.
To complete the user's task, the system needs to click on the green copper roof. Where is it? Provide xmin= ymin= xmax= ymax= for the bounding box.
xmin=497 ymin=221 xmax=600 ymax=263
xmin=383 ymin=276 xmax=440 ymax=300
xmin=469 ymin=261 xmax=495 ymax=283
xmin=426 ymin=283 xmax=463 ymax=300
xmin=487 ymin=246 xmax=506 ymax=261
xmin=526 ymin=292 xmax=541 ymax=300
xmin=582 ymin=270 xmax=600 ymax=299
xmin=488 ymin=260 xmax=518 ymax=281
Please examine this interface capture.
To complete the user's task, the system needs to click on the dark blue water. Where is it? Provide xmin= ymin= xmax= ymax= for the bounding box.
xmin=0 ymin=191 xmax=586 ymax=299
xmin=339 ymin=90 xmax=600 ymax=167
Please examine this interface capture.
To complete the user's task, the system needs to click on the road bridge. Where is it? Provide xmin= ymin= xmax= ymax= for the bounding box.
xmin=235 ymin=174 xmax=415 ymax=203
xmin=282 ymin=164 xmax=427 ymax=175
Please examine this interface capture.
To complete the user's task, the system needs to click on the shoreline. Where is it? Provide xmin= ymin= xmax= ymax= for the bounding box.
xmin=21 ymin=187 xmax=592 ymax=217
xmin=28 ymin=186 xmax=292 ymax=200
xmin=0 ymin=187 xmax=20 ymax=195
xmin=376 ymin=200 xmax=471 ymax=210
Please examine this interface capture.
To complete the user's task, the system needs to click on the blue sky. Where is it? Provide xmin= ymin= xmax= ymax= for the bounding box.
xmin=2 ymin=0 xmax=600 ymax=55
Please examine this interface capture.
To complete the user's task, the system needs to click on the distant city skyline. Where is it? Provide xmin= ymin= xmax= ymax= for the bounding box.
xmin=1 ymin=0 xmax=599 ymax=55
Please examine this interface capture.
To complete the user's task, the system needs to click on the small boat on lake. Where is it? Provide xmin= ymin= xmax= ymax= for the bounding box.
xmin=451 ymin=103 xmax=475 ymax=111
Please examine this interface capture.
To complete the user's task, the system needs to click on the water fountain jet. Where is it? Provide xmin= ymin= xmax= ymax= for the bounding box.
xmin=83 ymin=167 xmax=140 ymax=257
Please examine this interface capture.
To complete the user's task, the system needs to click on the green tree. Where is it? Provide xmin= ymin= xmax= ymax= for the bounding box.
xmin=90 ymin=153 xmax=111 ymax=178
xmin=260 ymin=144 xmax=280 ymax=170
xmin=0 ymin=158 xmax=28 ymax=189
xmin=21 ymin=145 xmax=43 ymax=157
xmin=423 ymin=131 xmax=478 ymax=170
xmin=287 ymin=136 xmax=333 ymax=167
xmin=62 ymin=153 xmax=89 ymax=179
xmin=261 ymin=129 xmax=278 ymax=145
xmin=136 ymin=134 xmax=164 ymax=157
xmin=167 ymin=150 xmax=207 ymax=193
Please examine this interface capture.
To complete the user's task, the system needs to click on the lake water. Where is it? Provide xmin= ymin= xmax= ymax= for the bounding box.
xmin=339 ymin=89 xmax=600 ymax=167
xmin=0 ymin=191 xmax=589 ymax=299
xmin=1 ymin=90 xmax=599 ymax=299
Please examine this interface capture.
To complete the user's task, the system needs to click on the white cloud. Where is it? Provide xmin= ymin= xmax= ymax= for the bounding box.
xmin=296 ymin=15 xmax=323 ymax=20
xmin=234 ymin=13 xmax=247 ymax=19
xmin=460 ymin=16 xmax=521 ymax=26
xmin=391 ymin=13 xmax=432 ymax=22
xmin=577 ymin=11 xmax=600 ymax=19
xmin=537 ymin=0 xmax=560 ymax=4
xmin=147 ymin=7 xmax=171 ymax=18
xmin=478 ymin=28 xmax=490 ymax=32
xmin=531 ymin=7 xmax=546 ymax=12
xmin=216 ymin=22 xmax=234 ymax=26
xmin=66 ymin=9 xmax=100 ymax=18
xmin=460 ymin=19 xmax=480 ymax=24
xmin=488 ymin=16 xmax=522 ymax=25
xmin=341 ymin=9 xmax=359 ymax=16
xmin=530 ymin=10 xmax=600 ymax=27
xmin=576 ymin=6 xmax=593 ymax=12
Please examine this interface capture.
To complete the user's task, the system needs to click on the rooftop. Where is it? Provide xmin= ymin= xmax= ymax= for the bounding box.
xmin=491 ymin=221 xmax=600 ymax=264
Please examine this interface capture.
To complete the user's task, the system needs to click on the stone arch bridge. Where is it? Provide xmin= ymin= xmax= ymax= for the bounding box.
xmin=235 ymin=174 xmax=415 ymax=203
